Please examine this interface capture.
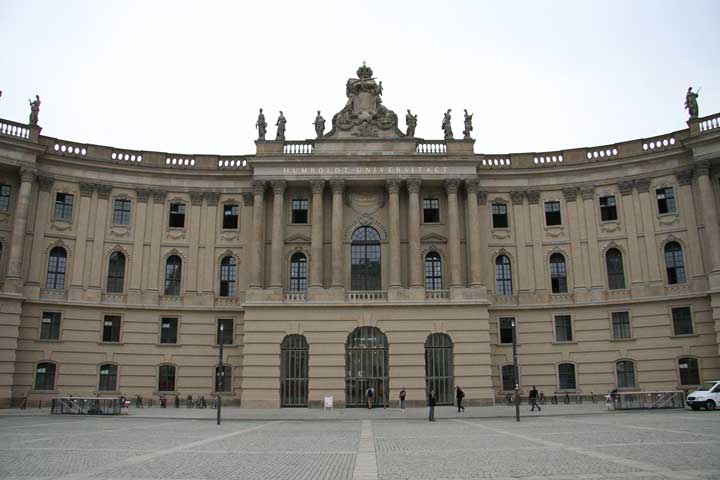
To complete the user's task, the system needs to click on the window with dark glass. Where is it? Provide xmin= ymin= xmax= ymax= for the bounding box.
xmin=164 ymin=255 xmax=182 ymax=295
xmin=656 ymin=187 xmax=676 ymax=214
xmin=40 ymin=312 xmax=61 ymax=340
xmin=219 ymin=256 xmax=236 ymax=297
xmin=612 ymin=311 xmax=631 ymax=339
xmin=290 ymin=252 xmax=308 ymax=291
xmin=46 ymin=247 xmax=67 ymax=290
xmin=98 ymin=364 xmax=118 ymax=391
xmin=425 ymin=333 xmax=454 ymax=405
xmin=616 ymin=360 xmax=636 ymax=388
xmin=215 ymin=365 xmax=232 ymax=392
xmin=599 ymin=195 xmax=618 ymax=222
xmin=168 ymin=202 xmax=185 ymax=228
xmin=498 ymin=317 xmax=515 ymax=344
xmin=664 ymin=242 xmax=686 ymax=284
xmin=672 ymin=306 xmax=693 ymax=335
xmin=491 ymin=202 xmax=508 ymax=228
xmin=34 ymin=362 xmax=56 ymax=390
xmin=158 ymin=365 xmax=176 ymax=391
xmin=222 ymin=204 xmax=239 ymax=229
xmin=291 ymin=198 xmax=309 ymax=224
xmin=54 ymin=193 xmax=74 ymax=220
xmin=544 ymin=201 xmax=562 ymax=226
xmin=605 ymin=248 xmax=626 ymax=290
xmin=160 ymin=317 xmax=178 ymax=344
xmin=102 ymin=315 xmax=121 ymax=343
xmin=351 ymin=226 xmax=381 ymax=291
xmin=501 ymin=364 xmax=516 ymax=391
xmin=495 ymin=255 xmax=513 ymax=295
xmin=281 ymin=334 xmax=309 ymax=407
xmin=558 ymin=363 xmax=576 ymax=390
xmin=217 ymin=318 xmax=233 ymax=345
xmin=554 ymin=315 xmax=573 ymax=342
xmin=424 ymin=252 xmax=442 ymax=290
xmin=0 ymin=184 xmax=10 ymax=211
xmin=423 ymin=198 xmax=440 ymax=223
xmin=678 ymin=357 xmax=700 ymax=386
xmin=549 ymin=253 xmax=568 ymax=293
xmin=112 ymin=198 xmax=131 ymax=225
xmin=106 ymin=251 xmax=126 ymax=293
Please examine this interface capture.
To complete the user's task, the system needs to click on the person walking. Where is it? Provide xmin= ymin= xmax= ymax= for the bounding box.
xmin=456 ymin=385 xmax=465 ymax=412
xmin=399 ymin=386 xmax=407 ymax=412
xmin=428 ymin=389 xmax=437 ymax=421
xmin=366 ymin=386 xmax=374 ymax=409
xmin=529 ymin=385 xmax=541 ymax=411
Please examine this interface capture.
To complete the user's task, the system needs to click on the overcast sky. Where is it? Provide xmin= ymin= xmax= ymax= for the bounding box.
xmin=1 ymin=0 xmax=718 ymax=156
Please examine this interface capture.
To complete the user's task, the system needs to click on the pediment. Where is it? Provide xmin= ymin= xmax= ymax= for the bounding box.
xmin=421 ymin=233 xmax=447 ymax=243
xmin=285 ymin=233 xmax=311 ymax=243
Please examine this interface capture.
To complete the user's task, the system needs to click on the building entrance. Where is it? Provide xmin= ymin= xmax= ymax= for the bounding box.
xmin=345 ymin=326 xmax=388 ymax=407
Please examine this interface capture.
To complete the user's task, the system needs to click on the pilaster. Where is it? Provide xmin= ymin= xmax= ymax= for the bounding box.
xmin=386 ymin=178 xmax=402 ymax=290
xmin=4 ymin=168 xmax=35 ymax=293
xmin=330 ymin=179 xmax=345 ymax=290
xmin=309 ymin=179 xmax=325 ymax=289
xmin=444 ymin=178 xmax=462 ymax=288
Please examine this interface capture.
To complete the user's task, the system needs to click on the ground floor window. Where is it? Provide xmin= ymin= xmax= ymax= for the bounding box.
xmin=501 ymin=364 xmax=516 ymax=391
xmin=678 ymin=357 xmax=700 ymax=386
xmin=98 ymin=364 xmax=118 ymax=391
xmin=425 ymin=333 xmax=454 ymax=405
xmin=558 ymin=363 xmax=576 ymax=390
xmin=35 ymin=362 xmax=56 ymax=391
xmin=345 ymin=326 xmax=388 ymax=407
xmin=158 ymin=365 xmax=176 ymax=392
xmin=280 ymin=335 xmax=308 ymax=407
xmin=215 ymin=365 xmax=231 ymax=393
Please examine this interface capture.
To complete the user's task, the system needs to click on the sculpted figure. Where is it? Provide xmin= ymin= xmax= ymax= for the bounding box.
xmin=463 ymin=109 xmax=473 ymax=139
xmin=314 ymin=111 xmax=326 ymax=137
xmin=685 ymin=87 xmax=699 ymax=119
xmin=441 ymin=109 xmax=453 ymax=140
xmin=28 ymin=95 xmax=41 ymax=127
xmin=275 ymin=111 xmax=286 ymax=141
xmin=405 ymin=109 xmax=418 ymax=137
xmin=256 ymin=108 xmax=267 ymax=140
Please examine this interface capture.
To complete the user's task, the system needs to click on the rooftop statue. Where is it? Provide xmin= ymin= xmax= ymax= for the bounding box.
xmin=463 ymin=109 xmax=473 ymax=139
xmin=275 ymin=111 xmax=286 ymax=141
xmin=314 ymin=111 xmax=325 ymax=138
xmin=28 ymin=95 xmax=41 ymax=127
xmin=685 ymin=87 xmax=699 ymax=119
xmin=405 ymin=109 xmax=418 ymax=138
xmin=256 ymin=108 xmax=267 ymax=140
xmin=442 ymin=109 xmax=453 ymax=140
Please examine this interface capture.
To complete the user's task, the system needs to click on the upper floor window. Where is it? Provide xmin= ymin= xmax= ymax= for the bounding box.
xmin=498 ymin=317 xmax=515 ymax=344
xmin=289 ymin=252 xmax=308 ymax=291
xmin=106 ymin=251 xmax=126 ymax=293
xmin=222 ymin=204 xmax=239 ymax=229
xmin=424 ymin=252 xmax=442 ymax=290
xmin=219 ymin=256 xmax=236 ymax=297
xmin=678 ymin=357 xmax=700 ymax=386
xmin=34 ymin=362 xmax=56 ymax=391
xmin=0 ymin=184 xmax=10 ymax=211
xmin=495 ymin=255 xmax=512 ymax=296
xmin=664 ymin=242 xmax=686 ymax=284
xmin=160 ymin=317 xmax=178 ymax=344
xmin=164 ymin=255 xmax=182 ymax=295
xmin=491 ymin=203 xmax=508 ymax=228
xmin=54 ymin=193 xmax=74 ymax=220
xmin=558 ymin=363 xmax=576 ymax=390
xmin=671 ymin=306 xmax=693 ymax=335
xmin=656 ymin=187 xmax=676 ymax=214
xmin=554 ymin=314 xmax=573 ymax=342
xmin=616 ymin=360 xmax=636 ymax=388
xmin=605 ymin=248 xmax=626 ymax=290
xmin=102 ymin=315 xmax=121 ymax=343
xmin=40 ymin=312 xmax=61 ymax=340
xmin=291 ymin=199 xmax=309 ymax=224
xmin=350 ymin=226 xmax=381 ymax=291
xmin=98 ymin=364 xmax=118 ymax=392
xmin=168 ymin=202 xmax=185 ymax=228
xmin=611 ymin=311 xmax=631 ymax=339
xmin=544 ymin=201 xmax=562 ymax=226
xmin=549 ymin=253 xmax=568 ymax=293
xmin=46 ymin=247 xmax=67 ymax=290
xmin=112 ymin=198 xmax=132 ymax=225
xmin=423 ymin=198 xmax=440 ymax=223
xmin=217 ymin=318 xmax=234 ymax=345
xmin=599 ymin=195 xmax=618 ymax=222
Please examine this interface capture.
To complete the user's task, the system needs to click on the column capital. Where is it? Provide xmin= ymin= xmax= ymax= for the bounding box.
xmin=634 ymin=178 xmax=651 ymax=193
xmin=561 ymin=186 xmax=579 ymax=202
xmin=618 ymin=180 xmax=634 ymax=196
xmin=444 ymin=178 xmax=461 ymax=195
xmin=19 ymin=167 xmax=36 ymax=183
xmin=477 ymin=191 xmax=487 ymax=205
xmin=509 ymin=190 xmax=525 ymax=205
xmin=79 ymin=182 xmax=95 ymax=197
xmin=270 ymin=179 xmax=287 ymax=195
xmin=252 ymin=180 xmax=267 ymax=196
xmin=241 ymin=191 xmax=254 ymax=206
xmin=464 ymin=178 xmax=480 ymax=195
xmin=676 ymin=169 xmax=694 ymax=186
xmin=695 ymin=161 xmax=711 ymax=177
xmin=151 ymin=189 xmax=167 ymax=202
xmin=205 ymin=192 xmax=221 ymax=206
xmin=406 ymin=177 xmax=422 ymax=194
xmin=310 ymin=178 xmax=326 ymax=194
xmin=37 ymin=174 xmax=55 ymax=192
xmin=189 ymin=191 xmax=205 ymax=206
xmin=526 ymin=190 xmax=541 ymax=205
xmin=580 ymin=185 xmax=595 ymax=200
xmin=329 ymin=178 xmax=345 ymax=194
xmin=386 ymin=178 xmax=402 ymax=194
xmin=136 ymin=188 xmax=152 ymax=203
xmin=96 ymin=184 xmax=112 ymax=200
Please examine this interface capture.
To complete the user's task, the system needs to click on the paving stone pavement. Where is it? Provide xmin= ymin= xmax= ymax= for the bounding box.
xmin=0 ymin=408 xmax=718 ymax=479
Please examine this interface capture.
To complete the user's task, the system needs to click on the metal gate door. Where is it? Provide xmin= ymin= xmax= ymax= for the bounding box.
xmin=280 ymin=335 xmax=308 ymax=407
xmin=425 ymin=333 xmax=454 ymax=405
xmin=345 ymin=326 xmax=388 ymax=407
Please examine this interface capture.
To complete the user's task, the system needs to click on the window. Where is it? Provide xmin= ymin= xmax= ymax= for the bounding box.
xmin=664 ymin=242 xmax=686 ymax=284
xmin=611 ymin=312 xmax=631 ymax=339
xmin=678 ymin=357 xmax=700 ymax=386
xmin=158 ymin=365 xmax=176 ymax=391
xmin=671 ymin=306 xmax=693 ymax=335
xmin=498 ymin=317 xmax=515 ymax=344
xmin=40 ymin=312 xmax=61 ymax=340
xmin=106 ymin=251 xmax=126 ymax=293
xmin=98 ymin=364 xmax=118 ymax=391
xmin=222 ymin=204 xmax=239 ymax=229
xmin=424 ymin=252 xmax=442 ymax=290
xmin=102 ymin=315 xmax=121 ymax=343
xmin=425 ymin=333 xmax=454 ymax=405
xmin=46 ymin=247 xmax=67 ymax=289
xmin=495 ymin=255 xmax=513 ymax=296
xmin=291 ymin=198 xmax=309 ymax=224
xmin=554 ymin=315 xmax=573 ymax=342
xmin=491 ymin=202 xmax=508 ymax=228
xmin=345 ymin=326 xmax=388 ymax=407
xmin=160 ymin=317 xmax=178 ymax=344
xmin=34 ymin=362 xmax=56 ymax=390
xmin=289 ymin=252 xmax=308 ymax=291
xmin=423 ymin=198 xmax=440 ymax=223
xmin=0 ymin=184 xmax=10 ymax=211
xmin=544 ymin=201 xmax=562 ymax=226
xmin=558 ymin=363 xmax=576 ymax=390
xmin=599 ymin=195 xmax=618 ymax=222
xmin=164 ymin=255 xmax=182 ymax=295
xmin=350 ymin=226 xmax=381 ymax=291
xmin=217 ymin=318 xmax=233 ymax=345
xmin=656 ymin=187 xmax=676 ymax=214
xmin=112 ymin=198 xmax=131 ymax=225
xmin=501 ymin=365 xmax=516 ymax=391
xmin=168 ymin=202 xmax=185 ymax=228
xmin=219 ymin=256 xmax=236 ymax=297
xmin=281 ymin=335 xmax=309 ymax=407
xmin=549 ymin=253 xmax=568 ymax=293
xmin=54 ymin=193 xmax=74 ymax=220
xmin=605 ymin=248 xmax=626 ymax=290
xmin=616 ymin=360 xmax=636 ymax=388
xmin=215 ymin=365 xmax=232 ymax=392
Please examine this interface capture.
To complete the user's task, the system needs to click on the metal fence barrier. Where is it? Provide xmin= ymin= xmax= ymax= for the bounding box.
xmin=51 ymin=397 xmax=122 ymax=415
xmin=609 ymin=391 xmax=686 ymax=410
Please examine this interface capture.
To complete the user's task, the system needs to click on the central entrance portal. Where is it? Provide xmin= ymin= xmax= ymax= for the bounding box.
xmin=345 ymin=326 xmax=388 ymax=407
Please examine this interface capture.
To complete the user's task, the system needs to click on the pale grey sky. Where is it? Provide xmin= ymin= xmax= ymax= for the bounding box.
xmin=1 ymin=0 xmax=718 ymax=156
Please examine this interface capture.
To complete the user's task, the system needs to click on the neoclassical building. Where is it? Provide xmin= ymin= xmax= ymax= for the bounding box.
xmin=1 ymin=66 xmax=719 ymax=408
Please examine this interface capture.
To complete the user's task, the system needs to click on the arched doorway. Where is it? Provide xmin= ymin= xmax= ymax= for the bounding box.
xmin=280 ymin=335 xmax=309 ymax=407
xmin=425 ymin=333 xmax=454 ymax=405
xmin=345 ymin=326 xmax=388 ymax=407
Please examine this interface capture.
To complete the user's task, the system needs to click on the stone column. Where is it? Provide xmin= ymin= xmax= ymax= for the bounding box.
xmin=510 ymin=190 xmax=533 ymax=293
xmin=240 ymin=192 xmax=254 ymax=292
xmin=145 ymin=189 xmax=166 ymax=293
xmin=309 ymin=179 xmax=325 ymax=288
xmin=676 ymin=170 xmax=704 ymax=279
xmin=526 ymin=190 xmax=542 ymax=293
xmin=250 ymin=180 xmax=266 ymax=288
xmin=129 ymin=189 xmax=150 ymax=297
xmin=89 ymin=184 xmax=112 ymax=291
xmin=477 ymin=191 xmax=490 ymax=286
xmin=387 ymin=178 xmax=402 ymax=289
xmin=26 ymin=175 xmax=54 ymax=290
xmin=635 ymin=178 xmax=662 ymax=284
xmin=562 ymin=187 xmax=585 ymax=292
xmin=4 ymin=168 xmax=35 ymax=292
xmin=465 ymin=178 xmax=483 ymax=287
xmin=445 ymin=178 xmax=462 ymax=287
xmin=68 ymin=182 xmax=95 ymax=297
xmin=330 ymin=179 xmax=345 ymax=289
xmin=201 ymin=192 xmax=220 ymax=296
xmin=185 ymin=191 xmax=204 ymax=295
xmin=269 ymin=180 xmax=287 ymax=289
xmin=581 ymin=185 xmax=603 ymax=291
xmin=618 ymin=181 xmax=644 ymax=286
xmin=696 ymin=162 xmax=720 ymax=273
xmin=406 ymin=178 xmax=422 ymax=289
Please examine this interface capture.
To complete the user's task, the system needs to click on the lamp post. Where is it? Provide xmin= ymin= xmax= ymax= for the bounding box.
xmin=217 ymin=324 xmax=224 ymax=426
xmin=511 ymin=318 xmax=520 ymax=422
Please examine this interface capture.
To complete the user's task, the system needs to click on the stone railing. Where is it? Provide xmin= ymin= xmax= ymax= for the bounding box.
xmin=425 ymin=289 xmax=449 ymax=300
xmin=0 ymin=119 xmax=31 ymax=140
xmin=346 ymin=290 xmax=387 ymax=301
xmin=416 ymin=141 xmax=447 ymax=154
xmin=283 ymin=141 xmax=314 ymax=155
xmin=284 ymin=291 xmax=307 ymax=302
xmin=698 ymin=113 xmax=720 ymax=133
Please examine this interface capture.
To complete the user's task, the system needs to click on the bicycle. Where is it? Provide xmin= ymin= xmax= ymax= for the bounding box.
xmin=186 ymin=395 xmax=194 ymax=408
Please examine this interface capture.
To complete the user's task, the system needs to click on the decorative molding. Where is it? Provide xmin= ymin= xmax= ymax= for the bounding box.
xmin=189 ymin=191 xmax=204 ymax=206
xmin=329 ymin=178 xmax=345 ymax=194
xmin=271 ymin=179 xmax=287 ymax=195
xmin=135 ymin=189 xmax=151 ymax=203
xmin=151 ymin=189 xmax=167 ymax=202
xmin=444 ymin=178 xmax=460 ymax=195
xmin=561 ymin=186 xmax=579 ymax=202
xmin=252 ymin=180 xmax=266 ymax=196
xmin=526 ymin=190 xmax=540 ymax=205
xmin=464 ymin=178 xmax=480 ymax=195
xmin=406 ymin=178 xmax=422 ymax=194
xmin=580 ymin=185 xmax=595 ymax=200
xmin=634 ymin=178 xmax=651 ymax=193
xmin=385 ymin=178 xmax=402 ymax=194
xmin=241 ymin=191 xmax=254 ymax=206
xmin=695 ymin=161 xmax=710 ymax=177
xmin=491 ymin=229 xmax=511 ymax=239
xmin=345 ymin=216 xmax=388 ymax=242
xmin=19 ymin=168 xmax=36 ymax=183
xmin=477 ymin=191 xmax=488 ymax=205
xmin=618 ymin=180 xmax=634 ymax=196
xmin=37 ymin=175 xmax=55 ymax=192
xmin=509 ymin=190 xmax=525 ymax=205
xmin=109 ymin=226 xmax=131 ymax=238
xmin=676 ymin=169 xmax=693 ymax=186
xmin=96 ymin=184 xmax=112 ymax=199
xmin=79 ymin=182 xmax=95 ymax=197
xmin=420 ymin=232 xmax=448 ymax=243
xmin=310 ymin=179 xmax=326 ymax=194
xmin=205 ymin=192 xmax=220 ymax=206
xmin=285 ymin=233 xmax=311 ymax=243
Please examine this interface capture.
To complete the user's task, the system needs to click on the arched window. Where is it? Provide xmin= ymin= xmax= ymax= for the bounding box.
xmin=351 ymin=226 xmax=381 ymax=291
xmin=678 ymin=357 xmax=700 ymax=386
xmin=425 ymin=252 xmax=442 ymax=290
xmin=289 ymin=252 xmax=308 ymax=292
xmin=219 ymin=256 xmax=236 ymax=297
xmin=495 ymin=255 xmax=513 ymax=296
xmin=280 ymin=335 xmax=309 ymax=407
xmin=158 ymin=365 xmax=176 ymax=392
xmin=605 ymin=248 xmax=626 ymax=290
xmin=46 ymin=247 xmax=67 ymax=289
xmin=501 ymin=364 xmax=516 ymax=391
xmin=345 ymin=326 xmax=388 ymax=407
xmin=549 ymin=253 xmax=568 ymax=293
xmin=425 ymin=333 xmax=454 ymax=404
xmin=34 ymin=362 xmax=56 ymax=391
xmin=106 ymin=251 xmax=126 ymax=293
xmin=664 ymin=242 xmax=686 ymax=284
xmin=98 ymin=364 xmax=118 ymax=391
xmin=558 ymin=363 xmax=576 ymax=390
xmin=616 ymin=360 xmax=636 ymax=388
xmin=164 ymin=255 xmax=182 ymax=296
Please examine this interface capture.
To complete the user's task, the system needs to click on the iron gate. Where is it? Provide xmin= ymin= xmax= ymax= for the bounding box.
xmin=280 ymin=335 xmax=308 ymax=407
xmin=425 ymin=333 xmax=454 ymax=405
xmin=345 ymin=326 xmax=388 ymax=407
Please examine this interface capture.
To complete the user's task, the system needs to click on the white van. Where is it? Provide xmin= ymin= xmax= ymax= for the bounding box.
xmin=686 ymin=380 xmax=720 ymax=411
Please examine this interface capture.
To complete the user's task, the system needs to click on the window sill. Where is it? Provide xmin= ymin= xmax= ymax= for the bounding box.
xmin=157 ymin=343 xmax=181 ymax=347
xmin=31 ymin=390 xmax=59 ymax=394
xmin=153 ymin=391 xmax=178 ymax=395
xmin=98 ymin=342 xmax=124 ymax=346
xmin=672 ymin=333 xmax=698 ymax=338
xmin=94 ymin=391 xmax=121 ymax=396
xmin=37 ymin=339 xmax=63 ymax=343
xmin=495 ymin=343 xmax=518 ymax=347
xmin=609 ymin=338 xmax=635 ymax=342
xmin=220 ymin=228 xmax=240 ymax=232
xmin=552 ymin=341 xmax=577 ymax=345
xmin=214 ymin=344 xmax=237 ymax=348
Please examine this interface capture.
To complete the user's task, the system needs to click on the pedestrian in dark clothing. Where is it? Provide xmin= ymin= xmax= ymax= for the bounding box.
xmin=529 ymin=385 xmax=541 ymax=411
xmin=399 ymin=386 xmax=407 ymax=412
xmin=428 ymin=389 xmax=437 ymax=421
xmin=456 ymin=386 xmax=465 ymax=412
xmin=563 ymin=392 xmax=570 ymax=404
xmin=174 ymin=395 xmax=180 ymax=408
xmin=366 ymin=386 xmax=374 ymax=409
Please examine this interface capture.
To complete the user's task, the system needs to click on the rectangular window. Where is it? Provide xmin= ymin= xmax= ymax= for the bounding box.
xmin=160 ymin=317 xmax=178 ymax=344
xmin=501 ymin=365 xmax=516 ymax=391
xmin=168 ymin=203 xmax=185 ymax=228
xmin=215 ymin=365 xmax=232 ymax=392
xmin=491 ymin=203 xmax=508 ymax=228
xmin=672 ymin=307 xmax=693 ymax=335
xmin=611 ymin=311 xmax=631 ymax=339
xmin=291 ymin=199 xmax=309 ymax=224
xmin=102 ymin=315 xmax=121 ymax=343
xmin=0 ymin=184 xmax=10 ymax=211
xmin=222 ymin=204 xmax=239 ymax=229
xmin=40 ymin=312 xmax=61 ymax=340
xmin=54 ymin=193 xmax=74 ymax=220
xmin=656 ymin=187 xmax=676 ymax=214
xmin=498 ymin=317 xmax=515 ymax=344
xmin=544 ymin=201 xmax=562 ymax=226
xmin=599 ymin=195 xmax=618 ymax=222
xmin=217 ymin=318 xmax=234 ymax=345
xmin=554 ymin=315 xmax=573 ymax=342
xmin=112 ymin=198 xmax=132 ymax=225
xmin=423 ymin=198 xmax=440 ymax=223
